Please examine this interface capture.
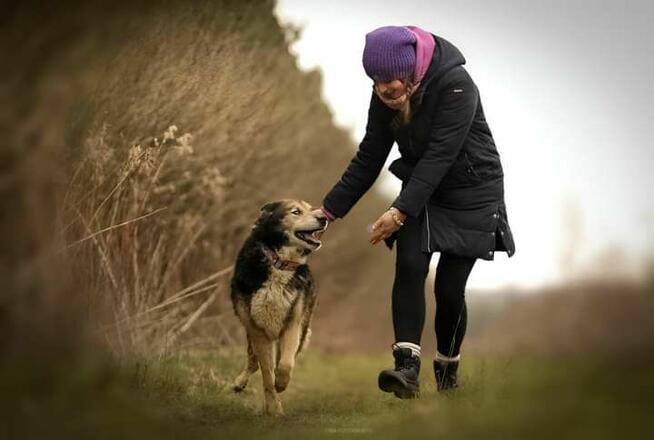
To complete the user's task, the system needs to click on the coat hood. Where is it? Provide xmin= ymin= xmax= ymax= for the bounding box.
xmin=410 ymin=34 xmax=467 ymax=107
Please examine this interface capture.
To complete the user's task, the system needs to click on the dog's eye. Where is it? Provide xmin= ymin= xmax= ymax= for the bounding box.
xmin=291 ymin=209 xmax=302 ymax=215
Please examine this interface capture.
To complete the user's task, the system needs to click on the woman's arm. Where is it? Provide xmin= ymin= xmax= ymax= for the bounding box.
xmin=321 ymin=91 xmax=396 ymax=219
xmin=391 ymin=69 xmax=479 ymax=218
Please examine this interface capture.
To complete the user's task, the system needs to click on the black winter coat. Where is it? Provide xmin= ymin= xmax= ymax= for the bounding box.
xmin=322 ymin=34 xmax=515 ymax=261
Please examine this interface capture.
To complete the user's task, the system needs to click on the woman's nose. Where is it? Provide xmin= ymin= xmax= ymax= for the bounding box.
xmin=377 ymin=83 xmax=389 ymax=94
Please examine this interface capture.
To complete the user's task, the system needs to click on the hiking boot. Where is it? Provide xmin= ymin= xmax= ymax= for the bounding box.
xmin=433 ymin=359 xmax=459 ymax=391
xmin=378 ymin=347 xmax=420 ymax=399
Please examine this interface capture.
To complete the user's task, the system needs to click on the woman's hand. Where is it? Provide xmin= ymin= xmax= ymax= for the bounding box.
xmin=369 ymin=208 xmax=407 ymax=245
xmin=314 ymin=206 xmax=336 ymax=223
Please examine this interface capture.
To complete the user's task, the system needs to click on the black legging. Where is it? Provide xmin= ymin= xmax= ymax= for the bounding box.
xmin=391 ymin=209 xmax=477 ymax=357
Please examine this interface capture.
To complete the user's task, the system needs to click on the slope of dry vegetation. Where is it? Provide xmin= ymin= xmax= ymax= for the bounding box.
xmin=1 ymin=0 xmax=399 ymax=360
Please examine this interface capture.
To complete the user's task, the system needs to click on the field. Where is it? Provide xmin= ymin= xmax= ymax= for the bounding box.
xmin=2 ymin=2 xmax=652 ymax=439
xmin=4 ymin=349 xmax=651 ymax=440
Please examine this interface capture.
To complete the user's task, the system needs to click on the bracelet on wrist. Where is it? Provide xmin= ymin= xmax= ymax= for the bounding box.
xmin=388 ymin=207 xmax=405 ymax=226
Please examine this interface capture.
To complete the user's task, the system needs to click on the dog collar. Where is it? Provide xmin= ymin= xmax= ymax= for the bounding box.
xmin=261 ymin=246 xmax=303 ymax=271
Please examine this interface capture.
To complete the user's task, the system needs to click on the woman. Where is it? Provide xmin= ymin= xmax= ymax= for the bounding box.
xmin=314 ymin=25 xmax=516 ymax=398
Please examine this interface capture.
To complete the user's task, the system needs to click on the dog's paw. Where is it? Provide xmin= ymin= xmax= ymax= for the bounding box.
xmin=232 ymin=374 xmax=249 ymax=393
xmin=263 ymin=393 xmax=285 ymax=416
xmin=265 ymin=405 xmax=285 ymax=417
xmin=274 ymin=367 xmax=291 ymax=393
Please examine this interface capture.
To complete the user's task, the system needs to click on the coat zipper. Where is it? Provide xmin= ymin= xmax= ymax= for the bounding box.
xmin=425 ymin=205 xmax=431 ymax=252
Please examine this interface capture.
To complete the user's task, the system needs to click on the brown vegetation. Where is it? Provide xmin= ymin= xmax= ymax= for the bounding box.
xmin=466 ymin=279 xmax=654 ymax=364
xmin=1 ymin=0 xmax=397 ymax=360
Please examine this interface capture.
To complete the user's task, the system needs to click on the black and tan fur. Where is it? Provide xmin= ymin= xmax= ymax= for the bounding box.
xmin=230 ymin=199 xmax=328 ymax=415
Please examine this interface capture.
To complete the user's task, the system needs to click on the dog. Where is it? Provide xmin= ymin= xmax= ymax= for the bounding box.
xmin=230 ymin=199 xmax=328 ymax=415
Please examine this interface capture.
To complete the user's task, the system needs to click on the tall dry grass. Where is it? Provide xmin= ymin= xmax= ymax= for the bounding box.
xmin=1 ymin=0 xmax=399 ymax=361
xmin=60 ymin=124 xmax=235 ymax=355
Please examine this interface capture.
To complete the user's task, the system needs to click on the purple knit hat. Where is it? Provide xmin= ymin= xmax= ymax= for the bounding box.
xmin=362 ymin=26 xmax=416 ymax=82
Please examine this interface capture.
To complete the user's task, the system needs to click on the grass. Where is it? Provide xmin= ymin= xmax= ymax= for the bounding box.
xmin=3 ymin=350 xmax=651 ymax=440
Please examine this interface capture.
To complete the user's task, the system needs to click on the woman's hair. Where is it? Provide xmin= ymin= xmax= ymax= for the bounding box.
xmin=399 ymin=76 xmax=415 ymax=125
xmin=400 ymin=99 xmax=412 ymax=125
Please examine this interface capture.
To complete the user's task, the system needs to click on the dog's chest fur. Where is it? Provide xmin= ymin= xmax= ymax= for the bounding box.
xmin=249 ymin=268 xmax=302 ymax=337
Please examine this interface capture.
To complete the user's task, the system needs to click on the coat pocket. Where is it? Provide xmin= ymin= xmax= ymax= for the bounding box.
xmin=428 ymin=201 xmax=500 ymax=232
xmin=463 ymin=151 xmax=484 ymax=183
xmin=422 ymin=201 xmax=501 ymax=258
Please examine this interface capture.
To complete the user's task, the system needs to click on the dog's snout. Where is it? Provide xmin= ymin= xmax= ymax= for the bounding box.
xmin=313 ymin=209 xmax=328 ymax=225
xmin=312 ymin=208 xmax=328 ymax=225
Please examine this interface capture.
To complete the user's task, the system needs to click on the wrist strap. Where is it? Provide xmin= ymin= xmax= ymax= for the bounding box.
xmin=320 ymin=206 xmax=336 ymax=221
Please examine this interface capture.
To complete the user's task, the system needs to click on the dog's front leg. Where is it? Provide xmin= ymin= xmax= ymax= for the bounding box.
xmin=233 ymin=336 xmax=259 ymax=392
xmin=251 ymin=334 xmax=284 ymax=416
xmin=275 ymin=300 xmax=304 ymax=393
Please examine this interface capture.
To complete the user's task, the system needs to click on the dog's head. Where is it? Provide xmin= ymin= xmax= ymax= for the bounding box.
xmin=252 ymin=199 xmax=328 ymax=253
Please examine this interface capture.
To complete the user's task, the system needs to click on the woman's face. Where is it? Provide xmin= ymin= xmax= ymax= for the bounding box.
xmin=373 ymin=78 xmax=411 ymax=100
xmin=373 ymin=77 xmax=415 ymax=110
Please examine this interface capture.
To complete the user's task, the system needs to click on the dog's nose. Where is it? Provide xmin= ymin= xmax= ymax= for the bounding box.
xmin=313 ymin=209 xmax=328 ymax=225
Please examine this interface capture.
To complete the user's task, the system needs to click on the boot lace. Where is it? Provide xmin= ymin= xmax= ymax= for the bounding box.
xmin=395 ymin=356 xmax=418 ymax=371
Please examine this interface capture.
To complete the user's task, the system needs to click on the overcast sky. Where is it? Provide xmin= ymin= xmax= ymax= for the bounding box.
xmin=275 ymin=0 xmax=654 ymax=291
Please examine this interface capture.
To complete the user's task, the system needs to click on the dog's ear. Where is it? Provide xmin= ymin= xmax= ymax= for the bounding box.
xmin=256 ymin=201 xmax=281 ymax=225
xmin=259 ymin=201 xmax=280 ymax=214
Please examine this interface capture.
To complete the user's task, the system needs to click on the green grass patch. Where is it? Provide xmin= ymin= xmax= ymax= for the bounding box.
xmin=3 ymin=350 xmax=651 ymax=439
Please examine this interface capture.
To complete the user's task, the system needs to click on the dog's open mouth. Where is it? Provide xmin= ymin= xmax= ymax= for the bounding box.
xmin=294 ymin=227 xmax=326 ymax=247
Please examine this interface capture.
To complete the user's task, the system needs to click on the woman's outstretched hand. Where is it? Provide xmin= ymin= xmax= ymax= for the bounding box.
xmin=369 ymin=208 xmax=406 ymax=245
xmin=314 ymin=206 xmax=336 ymax=223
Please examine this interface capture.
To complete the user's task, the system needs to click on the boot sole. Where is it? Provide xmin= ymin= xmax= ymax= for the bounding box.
xmin=378 ymin=371 xmax=419 ymax=399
